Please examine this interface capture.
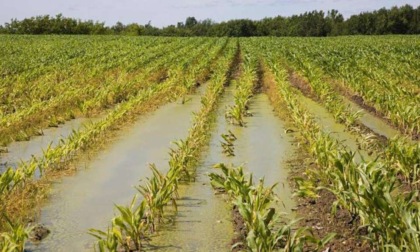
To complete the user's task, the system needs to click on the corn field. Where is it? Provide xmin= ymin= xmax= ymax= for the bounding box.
xmin=0 ymin=35 xmax=419 ymax=251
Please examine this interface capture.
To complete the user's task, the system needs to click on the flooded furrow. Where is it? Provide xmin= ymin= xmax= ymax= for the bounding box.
xmin=149 ymin=90 xmax=297 ymax=251
xmin=0 ymin=117 xmax=94 ymax=173
xmin=234 ymin=94 xmax=296 ymax=213
xmin=342 ymin=97 xmax=400 ymax=139
xmin=299 ymin=96 xmax=371 ymax=162
xmin=26 ymin=88 xmax=205 ymax=252
xmin=147 ymin=85 xmax=236 ymax=251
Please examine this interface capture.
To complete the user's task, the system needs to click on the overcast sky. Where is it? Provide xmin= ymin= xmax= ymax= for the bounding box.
xmin=0 ymin=0 xmax=419 ymax=27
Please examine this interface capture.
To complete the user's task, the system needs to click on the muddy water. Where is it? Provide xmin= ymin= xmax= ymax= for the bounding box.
xmin=342 ymin=98 xmax=400 ymax=139
xmin=149 ymin=91 xmax=297 ymax=251
xmin=238 ymin=94 xmax=296 ymax=213
xmin=26 ymin=90 xmax=205 ymax=252
xmin=0 ymin=118 xmax=92 ymax=173
xmin=146 ymin=86 xmax=236 ymax=251
xmin=299 ymin=96 xmax=371 ymax=162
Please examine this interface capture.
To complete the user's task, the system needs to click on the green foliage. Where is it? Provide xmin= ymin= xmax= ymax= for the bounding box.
xmin=88 ymin=40 xmax=238 ymax=250
xmin=0 ymin=215 xmax=31 ymax=252
xmin=2 ymin=5 xmax=418 ymax=36
xmin=262 ymin=54 xmax=420 ymax=251
xmin=209 ymin=163 xmax=335 ymax=251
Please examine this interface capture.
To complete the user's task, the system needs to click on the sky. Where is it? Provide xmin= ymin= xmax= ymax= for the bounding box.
xmin=0 ymin=0 xmax=419 ymax=27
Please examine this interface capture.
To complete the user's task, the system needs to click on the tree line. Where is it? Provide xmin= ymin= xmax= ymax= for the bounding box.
xmin=0 ymin=5 xmax=418 ymax=36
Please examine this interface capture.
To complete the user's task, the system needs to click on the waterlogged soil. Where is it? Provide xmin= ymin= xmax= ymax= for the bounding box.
xmin=288 ymin=149 xmax=372 ymax=252
xmin=234 ymin=94 xmax=296 ymax=214
xmin=145 ymin=85 xmax=237 ymax=251
xmin=342 ymin=97 xmax=401 ymax=139
xmin=299 ymin=96 xmax=372 ymax=163
xmin=0 ymin=118 xmax=94 ymax=174
xmin=265 ymin=69 xmax=372 ymax=251
xmin=25 ymin=89 xmax=205 ymax=252
xmin=148 ymin=91 xmax=297 ymax=251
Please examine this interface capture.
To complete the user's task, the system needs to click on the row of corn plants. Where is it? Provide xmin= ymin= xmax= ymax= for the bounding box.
xmin=262 ymin=37 xmax=419 ymax=137
xmin=214 ymin=46 xmax=334 ymax=251
xmin=251 ymin=38 xmax=420 ymax=191
xmin=262 ymin=57 xmax=420 ymax=251
xmin=225 ymin=43 xmax=258 ymax=126
xmin=208 ymin=163 xmax=334 ymax=251
xmin=88 ymin=39 xmax=238 ymax=251
xmin=0 ymin=38 xmax=203 ymax=146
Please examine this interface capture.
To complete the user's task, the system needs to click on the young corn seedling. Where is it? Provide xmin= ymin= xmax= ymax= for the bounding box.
xmin=0 ymin=214 xmax=31 ymax=252
xmin=210 ymin=163 xmax=335 ymax=252
xmin=136 ymin=164 xmax=178 ymax=232
xmin=89 ymin=197 xmax=149 ymax=251
xmin=220 ymin=131 xmax=236 ymax=156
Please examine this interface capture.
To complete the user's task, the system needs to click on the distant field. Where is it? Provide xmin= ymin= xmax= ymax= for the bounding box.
xmin=0 ymin=35 xmax=419 ymax=251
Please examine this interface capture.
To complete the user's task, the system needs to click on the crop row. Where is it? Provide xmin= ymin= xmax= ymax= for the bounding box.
xmin=0 ymin=38 xmax=215 ymax=146
xmin=262 ymin=55 xmax=419 ymax=250
xmin=0 ymin=38 xmax=229 ymax=250
xmin=254 ymin=37 xmax=419 ymax=138
xmin=88 ymin=39 xmax=238 ymax=251
xmin=249 ymin=38 xmax=420 ymax=191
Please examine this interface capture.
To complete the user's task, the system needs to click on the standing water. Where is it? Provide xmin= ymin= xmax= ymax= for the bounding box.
xmin=146 ymin=85 xmax=236 ymax=251
xmin=342 ymin=97 xmax=401 ymax=139
xmin=0 ymin=118 xmax=93 ymax=174
xmin=299 ymin=96 xmax=371 ymax=162
xmin=149 ymin=91 xmax=297 ymax=251
xmin=236 ymin=94 xmax=296 ymax=213
xmin=26 ymin=88 xmax=205 ymax=251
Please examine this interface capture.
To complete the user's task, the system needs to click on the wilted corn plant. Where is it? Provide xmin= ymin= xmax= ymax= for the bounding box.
xmin=221 ymin=131 xmax=236 ymax=156
xmin=209 ymin=163 xmax=334 ymax=251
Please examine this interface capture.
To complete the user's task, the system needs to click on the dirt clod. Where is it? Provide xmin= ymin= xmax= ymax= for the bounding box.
xmin=30 ymin=224 xmax=50 ymax=242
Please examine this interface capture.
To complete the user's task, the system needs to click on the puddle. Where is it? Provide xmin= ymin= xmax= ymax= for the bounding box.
xmin=235 ymin=94 xmax=296 ymax=213
xmin=149 ymin=90 xmax=297 ymax=251
xmin=25 ymin=88 xmax=206 ymax=251
xmin=342 ymin=98 xmax=401 ymax=139
xmin=0 ymin=118 xmax=93 ymax=173
xmin=146 ymin=85 xmax=236 ymax=251
xmin=299 ymin=96 xmax=371 ymax=162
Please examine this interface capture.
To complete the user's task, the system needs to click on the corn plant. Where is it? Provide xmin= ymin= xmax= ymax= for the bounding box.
xmin=89 ymin=197 xmax=149 ymax=251
xmin=136 ymin=164 xmax=178 ymax=232
xmin=210 ymin=163 xmax=335 ymax=251
xmin=259 ymin=54 xmax=420 ymax=251
xmin=0 ymin=214 xmax=31 ymax=252
xmin=221 ymin=131 xmax=236 ymax=156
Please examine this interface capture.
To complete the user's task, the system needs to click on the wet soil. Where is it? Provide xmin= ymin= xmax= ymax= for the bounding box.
xmin=263 ymin=66 xmax=374 ymax=251
xmin=285 ymin=69 xmax=398 ymax=142
xmin=327 ymin=78 xmax=419 ymax=140
xmin=287 ymin=151 xmax=372 ymax=252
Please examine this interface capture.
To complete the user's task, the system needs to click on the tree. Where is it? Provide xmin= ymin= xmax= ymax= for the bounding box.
xmin=185 ymin=17 xmax=197 ymax=28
